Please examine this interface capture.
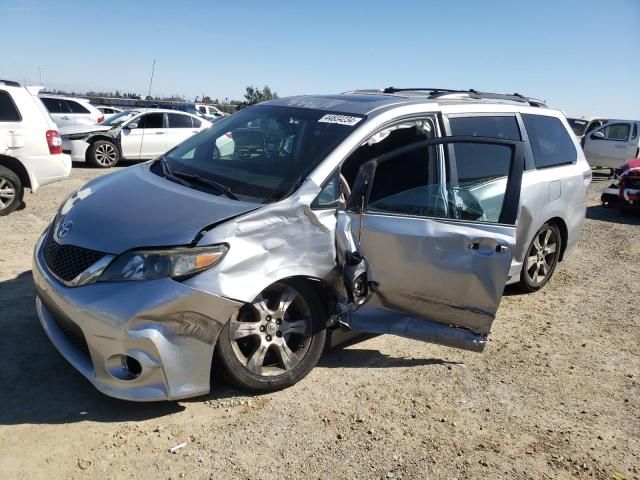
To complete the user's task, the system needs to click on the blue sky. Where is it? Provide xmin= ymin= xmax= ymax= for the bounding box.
xmin=1 ymin=0 xmax=639 ymax=118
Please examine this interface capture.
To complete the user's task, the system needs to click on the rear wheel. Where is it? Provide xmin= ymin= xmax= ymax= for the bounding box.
xmin=216 ymin=281 xmax=326 ymax=392
xmin=88 ymin=140 xmax=120 ymax=168
xmin=517 ymin=223 xmax=561 ymax=292
xmin=0 ymin=166 xmax=23 ymax=216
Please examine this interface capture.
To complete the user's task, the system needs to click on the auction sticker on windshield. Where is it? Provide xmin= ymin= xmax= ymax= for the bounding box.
xmin=318 ymin=114 xmax=363 ymax=126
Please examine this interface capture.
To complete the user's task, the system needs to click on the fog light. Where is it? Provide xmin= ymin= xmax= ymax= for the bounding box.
xmin=106 ymin=354 xmax=142 ymax=380
xmin=122 ymin=355 xmax=142 ymax=378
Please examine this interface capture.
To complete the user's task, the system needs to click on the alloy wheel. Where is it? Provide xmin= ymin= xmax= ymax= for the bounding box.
xmin=94 ymin=143 xmax=118 ymax=166
xmin=0 ymin=177 xmax=16 ymax=211
xmin=525 ymin=227 xmax=558 ymax=286
xmin=229 ymin=284 xmax=312 ymax=377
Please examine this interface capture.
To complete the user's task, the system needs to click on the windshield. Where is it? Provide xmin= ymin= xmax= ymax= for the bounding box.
xmin=567 ymin=118 xmax=589 ymax=136
xmin=162 ymin=105 xmax=365 ymax=203
xmin=102 ymin=110 xmax=138 ymax=126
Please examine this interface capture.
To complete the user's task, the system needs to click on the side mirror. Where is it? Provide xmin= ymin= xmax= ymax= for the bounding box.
xmin=591 ymin=131 xmax=605 ymax=140
xmin=126 ymin=122 xmax=138 ymax=129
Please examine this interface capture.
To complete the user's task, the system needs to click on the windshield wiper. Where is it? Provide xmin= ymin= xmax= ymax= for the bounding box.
xmin=171 ymin=170 xmax=239 ymax=200
xmin=158 ymin=156 xmax=193 ymax=189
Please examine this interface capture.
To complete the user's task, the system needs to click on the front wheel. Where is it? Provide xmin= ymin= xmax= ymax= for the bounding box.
xmin=516 ymin=223 xmax=562 ymax=292
xmin=88 ymin=140 xmax=120 ymax=168
xmin=216 ymin=281 xmax=326 ymax=392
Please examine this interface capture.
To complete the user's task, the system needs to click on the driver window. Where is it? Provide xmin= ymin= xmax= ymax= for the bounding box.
xmin=136 ymin=113 xmax=164 ymax=129
xmin=602 ymin=123 xmax=631 ymax=141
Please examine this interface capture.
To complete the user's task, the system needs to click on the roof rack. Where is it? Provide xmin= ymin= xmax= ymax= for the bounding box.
xmin=0 ymin=79 xmax=21 ymax=87
xmin=382 ymin=87 xmax=547 ymax=108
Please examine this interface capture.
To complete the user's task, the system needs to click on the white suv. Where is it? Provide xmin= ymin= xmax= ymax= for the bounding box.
xmin=40 ymin=94 xmax=104 ymax=127
xmin=0 ymin=80 xmax=71 ymax=215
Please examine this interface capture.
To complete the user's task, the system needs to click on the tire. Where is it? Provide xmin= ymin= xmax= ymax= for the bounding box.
xmin=216 ymin=280 xmax=327 ymax=392
xmin=87 ymin=140 xmax=120 ymax=168
xmin=0 ymin=165 xmax=23 ymax=216
xmin=516 ymin=223 xmax=562 ymax=293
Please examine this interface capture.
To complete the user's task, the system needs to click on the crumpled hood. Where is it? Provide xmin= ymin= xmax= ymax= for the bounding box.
xmin=59 ymin=124 xmax=113 ymax=137
xmin=53 ymin=164 xmax=258 ymax=254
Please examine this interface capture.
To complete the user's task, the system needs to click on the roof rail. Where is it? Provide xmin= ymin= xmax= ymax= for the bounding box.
xmin=0 ymin=79 xmax=21 ymax=87
xmin=382 ymin=87 xmax=547 ymax=108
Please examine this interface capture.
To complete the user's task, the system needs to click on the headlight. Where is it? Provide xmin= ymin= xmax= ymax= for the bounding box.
xmin=99 ymin=245 xmax=228 ymax=282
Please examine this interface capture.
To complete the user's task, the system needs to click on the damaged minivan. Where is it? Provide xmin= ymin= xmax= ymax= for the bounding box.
xmin=34 ymin=89 xmax=589 ymax=400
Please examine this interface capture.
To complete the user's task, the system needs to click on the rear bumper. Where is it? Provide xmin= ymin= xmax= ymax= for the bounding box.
xmin=27 ymin=153 xmax=71 ymax=192
xmin=33 ymin=232 xmax=242 ymax=401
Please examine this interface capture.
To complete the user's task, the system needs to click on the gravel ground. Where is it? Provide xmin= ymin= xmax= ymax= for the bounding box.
xmin=0 ymin=165 xmax=638 ymax=480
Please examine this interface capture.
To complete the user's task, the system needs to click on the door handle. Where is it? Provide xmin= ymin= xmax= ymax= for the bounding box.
xmin=469 ymin=242 xmax=480 ymax=250
xmin=468 ymin=242 xmax=508 ymax=254
xmin=495 ymin=245 xmax=508 ymax=253
xmin=192 ymin=131 xmax=198 ymax=134
xmin=614 ymin=145 xmax=626 ymax=149
xmin=155 ymin=132 xmax=165 ymax=135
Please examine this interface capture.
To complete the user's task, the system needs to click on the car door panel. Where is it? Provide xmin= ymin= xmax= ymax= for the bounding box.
xmin=583 ymin=122 xmax=634 ymax=169
xmin=339 ymin=136 xmax=524 ymax=351
xmin=121 ymin=112 xmax=167 ymax=159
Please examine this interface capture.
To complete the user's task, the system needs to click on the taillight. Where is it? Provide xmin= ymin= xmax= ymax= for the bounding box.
xmin=225 ymin=132 xmax=232 ymax=139
xmin=97 ymin=115 xmax=105 ymax=123
xmin=583 ymin=169 xmax=592 ymax=186
xmin=46 ymin=130 xmax=62 ymax=155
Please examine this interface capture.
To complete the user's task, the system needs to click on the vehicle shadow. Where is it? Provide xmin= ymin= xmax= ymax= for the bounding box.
xmin=586 ymin=204 xmax=640 ymax=225
xmin=0 ymin=271 xmax=444 ymax=425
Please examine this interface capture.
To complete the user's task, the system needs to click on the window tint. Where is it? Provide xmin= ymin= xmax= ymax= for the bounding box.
xmin=0 ymin=90 xmax=21 ymax=121
xmin=366 ymin=142 xmax=515 ymax=224
xmin=603 ymin=123 xmax=631 ymax=141
xmin=138 ymin=113 xmax=164 ymax=129
xmin=41 ymin=97 xmax=71 ymax=114
xmin=198 ymin=106 xmax=206 ymax=113
xmin=449 ymin=116 xmax=521 ymax=140
xmin=632 ymin=123 xmax=638 ymax=140
xmin=192 ymin=118 xmax=201 ymax=128
xmin=521 ymin=114 xmax=577 ymax=169
xmin=168 ymin=113 xmax=193 ymax=128
xmin=311 ymin=169 xmax=341 ymax=209
xmin=67 ymin=100 xmax=90 ymax=114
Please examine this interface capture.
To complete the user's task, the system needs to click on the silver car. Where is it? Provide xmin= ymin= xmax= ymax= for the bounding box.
xmin=33 ymin=89 xmax=590 ymax=400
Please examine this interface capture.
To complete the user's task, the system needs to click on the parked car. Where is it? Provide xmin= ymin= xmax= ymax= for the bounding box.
xmin=34 ymin=88 xmax=589 ymax=400
xmin=60 ymin=109 xmax=211 ymax=168
xmin=582 ymin=119 xmax=640 ymax=172
xmin=567 ymin=116 xmax=607 ymax=140
xmin=0 ymin=80 xmax=71 ymax=215
xmin=39 ymin=94 xmax=104 ymax=127
xmin=601 ymin=157 xmax=640 ymax=211
xmin=94 ymin=105 xmax=124 ymax=121
xmin=195 ymin=103 xmax=228 ymax=119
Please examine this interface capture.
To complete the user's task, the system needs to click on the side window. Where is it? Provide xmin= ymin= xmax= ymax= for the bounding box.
xmin=449 ymin=115 xmax=521 ymax=140
xmin=366 ymin=142 xmax=516 ymax=224
xmin=521 ymin=114 xmax=577 ymax=169
xmin=137 ymin=113 xmax=164 ymax=129
xmin=167 ymin=113 xmax=193 ymax=128
xmin=198 ymin=106 xmax=206 ymax=114
xmin=41 ymin=97 xmax=70 ymax=113
xmin=67 ymin=100 xmax=90 ymax=114
xmin=603 ymin=123 xmax=631 ymax=141
xmin=311 ymin=169 xmax=341 ymax=209
xmin=0 ymin=90 xmax=21 ymax=121
xmin=192 ymin=117 xmax=202 ymax=128
xmin=632 ymin=123 xmax=638 ymax=140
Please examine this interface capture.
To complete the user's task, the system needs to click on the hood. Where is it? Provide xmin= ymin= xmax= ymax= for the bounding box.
xmin=59 ymin=124 xmax=113 ymax=136
xmin=53 ymin=164 xmax=259 ymax=254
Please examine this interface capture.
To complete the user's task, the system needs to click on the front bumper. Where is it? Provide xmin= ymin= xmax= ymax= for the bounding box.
xmin=62 ymin=139 xmax=90 ymax=163
xmin=33 ymin=233 xmax=242 ymax=401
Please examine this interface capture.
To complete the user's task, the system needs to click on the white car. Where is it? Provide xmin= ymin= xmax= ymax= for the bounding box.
xmin=195 ymin=103 xmax=228 ymax=119
xmin=95 ymin=105 xmax=124 ymax=121
xmin=566 ymin=116 xmax=607 ymax=140
xmin=40 ymin=94 xmax=104 ymax=127
xmin=582 ymin=119 xmax=640 ymax=171
xmin=60 ymin=108 xmax=212 ymax=168
xmin=0 ymin=80 xmax=71 ymax=215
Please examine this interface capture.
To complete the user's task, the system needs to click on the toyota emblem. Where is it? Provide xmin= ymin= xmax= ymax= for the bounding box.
xmin=57 ymin=221 xmax=73 ymax=238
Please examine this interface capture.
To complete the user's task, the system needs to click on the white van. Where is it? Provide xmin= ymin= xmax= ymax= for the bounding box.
xmin=582 ymin=119 xmax=640 ymax=170
xmin=0 ymin=80 xmax=71 ymax=215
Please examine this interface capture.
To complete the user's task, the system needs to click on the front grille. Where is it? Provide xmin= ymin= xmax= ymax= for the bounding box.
xmin=43 ymin=233 xmax=105 ymax=282
xmin=51 ymin=311 xmax=90 ymax=357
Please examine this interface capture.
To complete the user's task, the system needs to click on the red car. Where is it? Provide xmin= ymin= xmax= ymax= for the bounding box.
xmin=601 ymin=158 xmax=640 ymax=210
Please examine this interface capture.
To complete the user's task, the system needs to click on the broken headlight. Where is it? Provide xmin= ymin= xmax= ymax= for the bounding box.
xmin=100 ymin=245 xmax=228 ymax=282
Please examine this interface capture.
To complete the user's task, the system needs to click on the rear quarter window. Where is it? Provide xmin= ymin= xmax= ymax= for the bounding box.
xmin=0 ymin=90 xmax=21 ymax=121
xmin=521 ymin=114 xmax=577 ymax=169
xmin=67 ymin=100 xmax=90 ymax=114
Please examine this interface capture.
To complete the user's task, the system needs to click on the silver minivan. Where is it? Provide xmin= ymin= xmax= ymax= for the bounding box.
xmin=33 ymin=89 xmax=590 ymax=400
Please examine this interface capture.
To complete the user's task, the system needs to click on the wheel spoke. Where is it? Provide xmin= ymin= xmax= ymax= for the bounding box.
xmin=533 ymin=235 xmax=541 ymax=251
xmin=526 ymin=255 xmax=537 ymax=270
xmin=245 ymin=344 xmax=269 ymax=374
xmin=276 ymin=341 xmax=300 ymax=370
xmin=281 ymin=318 xmax=309 ymax=336
xmin=253 ymin=294 xmax=272 ymax=315
xmin=229 ymin=320 xmax=261 ymax=340
xmin=545 ymin=243 xmax=557 ymax=255
xmin=543 ymin=229 xmax=552 ymax=247
xmin=277 ymin=286 xmax=298 ymax=313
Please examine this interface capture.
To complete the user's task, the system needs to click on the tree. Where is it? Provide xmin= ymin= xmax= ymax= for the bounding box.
xmin=238 ymin=85 xmax=278 ymax=109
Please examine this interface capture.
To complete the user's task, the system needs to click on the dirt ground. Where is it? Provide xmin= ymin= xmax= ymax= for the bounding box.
xmin=0 ymin=164 xmax=638 ymax=480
